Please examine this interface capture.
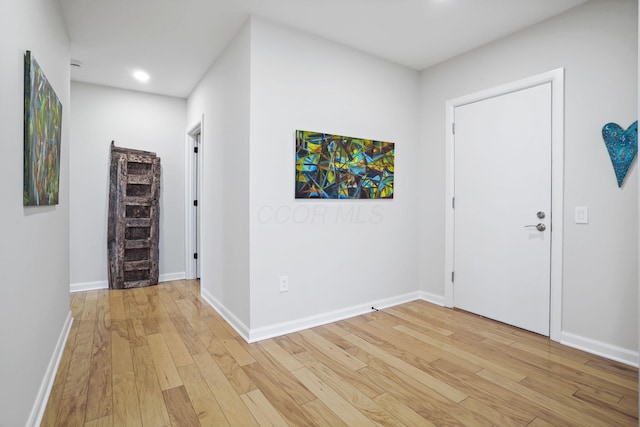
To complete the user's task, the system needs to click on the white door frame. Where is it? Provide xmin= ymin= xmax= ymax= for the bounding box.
xmin=444 ymin=69 xmax=564 ymax=341
xmin=185 ymin=116 xmax=204 ymax=280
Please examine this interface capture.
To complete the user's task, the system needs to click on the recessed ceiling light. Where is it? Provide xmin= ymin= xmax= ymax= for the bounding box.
xmin=133 ymin=70 xmax=150 ymax=82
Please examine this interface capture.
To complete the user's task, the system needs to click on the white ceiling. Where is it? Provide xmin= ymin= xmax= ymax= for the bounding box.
xmin=59 ymin=0 xmax=589 ymax=98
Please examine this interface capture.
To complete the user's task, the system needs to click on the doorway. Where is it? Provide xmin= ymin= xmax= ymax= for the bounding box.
xmin=444 ymin=69 xmax=565 ymax=340
xmin=187 ymin=121 xmax=202 ymax=280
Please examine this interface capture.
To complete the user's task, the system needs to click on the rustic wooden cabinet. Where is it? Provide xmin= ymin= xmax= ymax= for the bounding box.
xmin=108 ymin=142 xmax=160 ymax=289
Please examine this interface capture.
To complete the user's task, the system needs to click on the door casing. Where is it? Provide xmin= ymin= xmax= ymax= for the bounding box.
xmin=186 ymin=117 xmax=204 ymax=280
xmin=444 ymin=69 xmax=564 ymax=341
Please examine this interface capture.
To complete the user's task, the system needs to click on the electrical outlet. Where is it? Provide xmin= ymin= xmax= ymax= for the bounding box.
xmin=279 ymin=276 xmax=289 ymax=293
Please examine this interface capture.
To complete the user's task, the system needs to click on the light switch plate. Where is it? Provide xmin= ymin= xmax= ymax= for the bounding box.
xmin=575 ymin=206 xmax=589 ymax=224
xmin=279 ymin=276 xmax=289 ymax=293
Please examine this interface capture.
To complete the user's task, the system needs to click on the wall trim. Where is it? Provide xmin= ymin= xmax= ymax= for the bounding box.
xmin=26 ymin=311 xmax=73 ymax=427
xmin=247 ymin=292 xmax=421 ymax=343
xmin=560 ymin=331 xmax=639 ymax=367
xmin=185 ymin=117 xmax=203 ymax=280
xmin=418 ymin=291 xmax=445 ymax=306
xmin=70 ymin=272 xmax=186 ymax=293
xmin=70 ymin=280 xmax=107 ymax=293
xmin=200 ymin=287 xmax=251 ymax=342
xmin=159 ymin=272 xmax=187 ymax=282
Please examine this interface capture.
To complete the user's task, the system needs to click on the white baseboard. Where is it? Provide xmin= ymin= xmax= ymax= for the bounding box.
xmin=247 ymin=292 xmax=421 ymax=343
xmin=560 ymin=331 xmax=639 ymax=367
xmin=200 ymin=287 xmax=251 ymax=342
xmin=198 ymin=289 xmax=421 ymax=343
xmin=27 ymin=311 xmax=73 ymax=427
xmin=70 ymin=280 xmax=107 ymax=293
xmin=159 ymin=272 xmax=186 ymax=282
xmin=70 ymin=272 xmax=187 ymax=293
xmin=418 ymin=291 xmax=445 ymax=306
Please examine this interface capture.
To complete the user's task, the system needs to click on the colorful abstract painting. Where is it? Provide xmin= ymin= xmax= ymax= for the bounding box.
xmin=295 ymin=130 xmax=394 ymax=199
xmin=24 ymin=50 xmax=62 ymax=206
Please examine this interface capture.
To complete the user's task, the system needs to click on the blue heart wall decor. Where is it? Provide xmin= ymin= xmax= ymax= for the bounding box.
xmin=602 ymin=121 xmax=638 ymax=188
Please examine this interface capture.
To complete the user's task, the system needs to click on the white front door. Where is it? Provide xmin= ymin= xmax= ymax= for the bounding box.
xmin=453 ymin=82 xmax=552 ymax=336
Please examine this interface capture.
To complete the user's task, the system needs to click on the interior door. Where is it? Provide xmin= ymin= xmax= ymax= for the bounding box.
xmin=193 ymin=132 xmax=201 ymax=280
xmin=453 ymin=82 xmax=552 ymax=336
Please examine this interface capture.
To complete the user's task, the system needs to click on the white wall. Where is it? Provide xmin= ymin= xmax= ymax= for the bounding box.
xmin=248 ymin=18 xmax=421 ymax=337
xmin=70 ymin=82 xmax=187 ymax=290
xmin=419 ymin=0 xmax=638 ymax=360
xmin=0 ymin=0 xmax=71 ymax=424
xmin=187 ymin=17 xmax=420 ymax=339
xmin=187 ymin=23 xmax=251 ymax=329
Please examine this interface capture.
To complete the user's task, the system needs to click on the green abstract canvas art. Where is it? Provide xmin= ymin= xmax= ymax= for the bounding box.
xmin=24 ymin=50 xmax=62 ymax=206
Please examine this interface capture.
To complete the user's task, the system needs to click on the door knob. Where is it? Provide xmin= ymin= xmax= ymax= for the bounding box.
xmin=525 ymin=223 xmax=546 ymax=231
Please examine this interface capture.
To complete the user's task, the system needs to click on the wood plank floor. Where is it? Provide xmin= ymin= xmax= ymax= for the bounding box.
xmin=42 ymin=280 xmax=638 ymax=426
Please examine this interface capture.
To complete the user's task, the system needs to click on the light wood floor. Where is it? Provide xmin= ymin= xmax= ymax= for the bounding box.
xmin=42 ymin=280 xmax=638 ymax=426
